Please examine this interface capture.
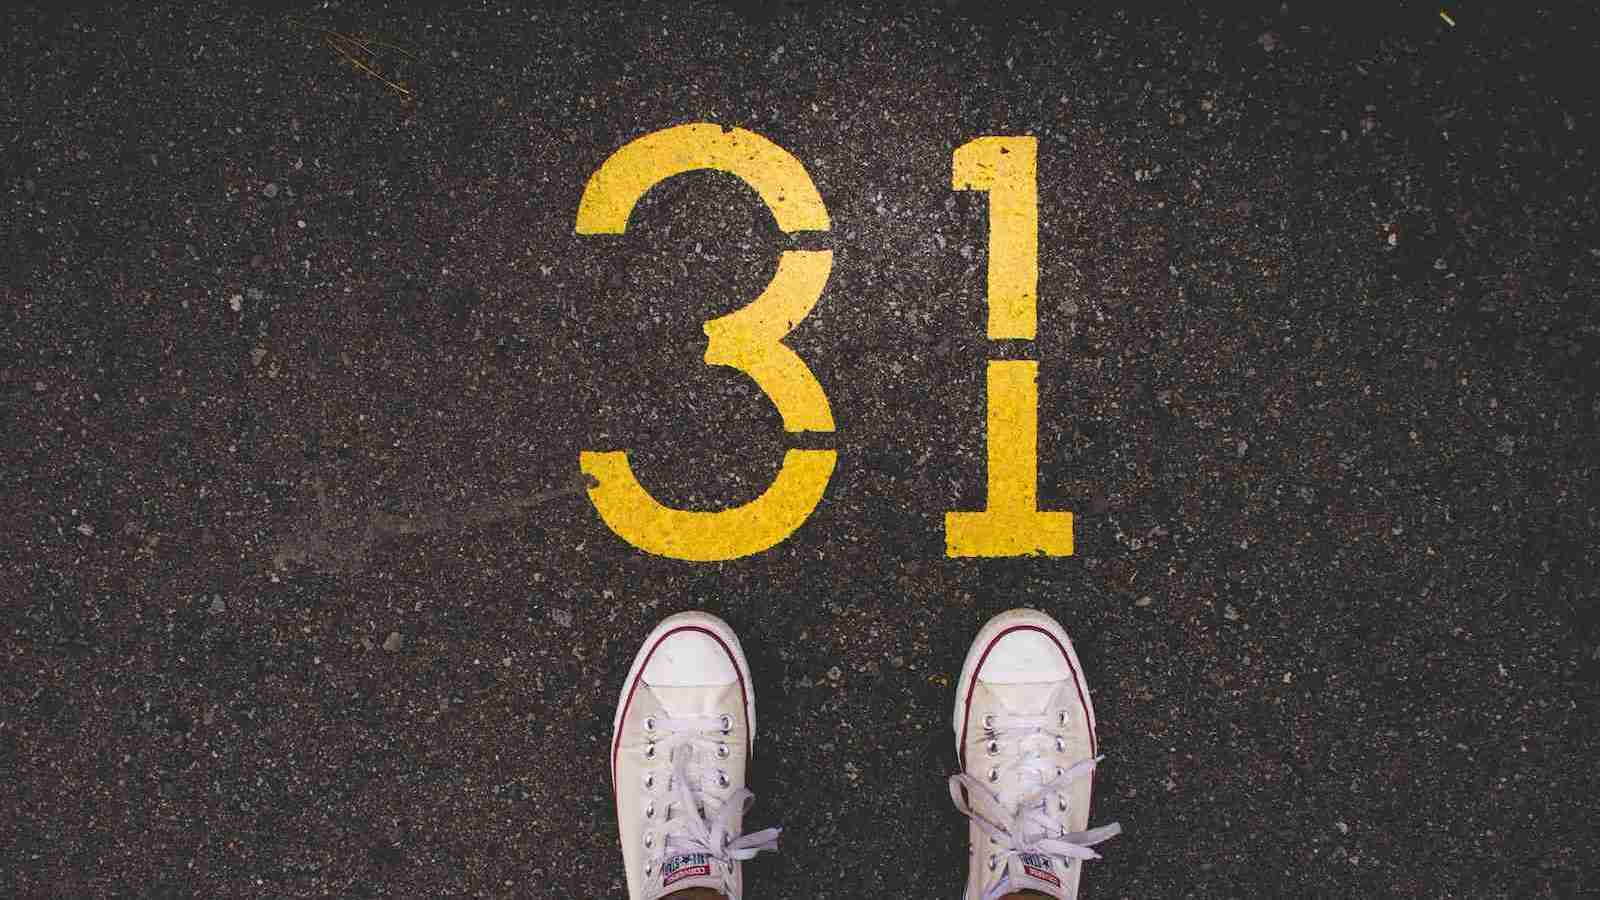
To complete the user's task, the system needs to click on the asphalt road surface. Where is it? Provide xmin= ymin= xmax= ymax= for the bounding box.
xmin=4 ymin=1 xmax=1598 ymax=897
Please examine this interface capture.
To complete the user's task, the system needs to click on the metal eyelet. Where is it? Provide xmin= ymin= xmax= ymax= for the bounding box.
xmin=643 ymin=831 xmax=654 ymax=849
xmin=644 ymin=742 xmax=656 ymax=759
xmin=988 ymin=854 xmax=998 ymax=871
xmin=645 ymin=861 xmax=654 ymax=875
xmin=718 ymin=771 xmax=729 ymax=788
xmin=986 ymin=740 xmax=1000 ymax=755
xmin=1058 ymin=709 xmax=1069 ymax=726
xmin=982 ymin=714 xmax=995 ymax=729
xmin=988 ymin=768 xmax=999 ymax=783
xmin=1056 ymin=736 xmax=1066 ymax=752
xmin=1055 ymin=767 xmax=1064 ymax=779
xmin=719 ymin=714 xmax=733 ymax=734
xmin=716 ymin=743 xmax=729 ymax=759
xmin=644 ymin=716 xmax=657 ymax=732
xmin=645 ymin=802 xmax=655 ymax=819
xmin=1058 ymin=795 xmax=1068 ymax=812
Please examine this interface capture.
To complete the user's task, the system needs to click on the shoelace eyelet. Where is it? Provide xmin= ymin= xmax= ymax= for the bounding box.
xmin=719 ymin=714 xmax=733 ymax=734
xmin=1058 ymin=709 xmax=1070 ymax=726
xmin=716 ymin=743 xmax=730 ymax=759
xmin=1056 ymin=736 xmax=1066 ymax=752
xmin=982 ymin=714 xmax=996 ymax=729
xmin=1058 ymin=795 xmax=1068 ymax=812
xmin=644 ymin=716 xmax=657 ymax=732
xmin=718 ymin=771 xmax=730 ymax=788
xmin=988 ymin=767 xmax=999 ymax=783
xmin=644 ymin=742 xmax=656 ymax=759
xmin=643 ymin=831 xmax=654 ymax=849
xmin=645 ymin=801 xmax=655 ymax=819
xmin=643 ymin=773 xmax=654 ymax=790
xmin=988 ymin=854 xmax=998 ymax=871
xmin=644 ymin=860 xmax=654 ymax=876
xmin=986 ymin=739 xmax=1000 ymax=755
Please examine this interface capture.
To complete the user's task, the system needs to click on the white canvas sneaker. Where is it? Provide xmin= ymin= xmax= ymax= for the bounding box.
xmin=950 ymin=608 xmax=1122 ymax=900
xmin=612 ymin=611 xmax=780 ymax=900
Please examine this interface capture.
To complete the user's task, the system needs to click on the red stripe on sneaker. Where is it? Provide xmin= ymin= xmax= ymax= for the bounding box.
xmin=611 ymin=625 xmax=751 ymax=805
xmin=959 ymin=625 xmax=1097 ymax=773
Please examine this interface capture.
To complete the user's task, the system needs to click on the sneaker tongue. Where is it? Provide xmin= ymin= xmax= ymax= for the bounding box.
xmin=644 ymin=851 xmax=724 ymax=900
xmin=1006 ymin=851 xmax=1066 ymax=898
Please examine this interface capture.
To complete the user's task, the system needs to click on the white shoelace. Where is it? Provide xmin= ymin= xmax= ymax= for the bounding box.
xmin=950 ymin=714 xmax=1122 ymax=900
xmin=647 ymin=715 xmax=781 ymax=900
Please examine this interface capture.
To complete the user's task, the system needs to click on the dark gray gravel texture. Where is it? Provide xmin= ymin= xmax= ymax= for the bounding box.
xmin=4 ymin=1 xmax=1598 ymax=898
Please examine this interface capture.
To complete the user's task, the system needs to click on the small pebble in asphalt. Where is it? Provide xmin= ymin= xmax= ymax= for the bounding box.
xmin=384 ymin=631 xmax=404 ymax=652
xmin=263 ymin=183 xmax=279 ymax=198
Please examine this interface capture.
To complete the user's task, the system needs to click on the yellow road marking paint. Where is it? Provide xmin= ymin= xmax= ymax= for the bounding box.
xmin=946 ymin=361 xmax=1074 ymax=557
xmin=580 ymin=449 xmax=837 ymax=562
xmin=576 ymin=123 xmax=829 ymax=234
xmin=953 ymin=137 xmax=1038 ymax=340
xmin=703 ymin=250 xmax=836 ymax=432
xmin=948 ymin=137 xmax=1073 ymax=558
xmin=576 ymin=124 xmax=835 ymax=561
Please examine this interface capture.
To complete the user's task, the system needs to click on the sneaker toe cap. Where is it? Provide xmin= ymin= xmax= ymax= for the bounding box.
xmin=641 ymin=630 xmax=739 ymax=686
xmin=977 ymin=629 xmax=1071 ymax=684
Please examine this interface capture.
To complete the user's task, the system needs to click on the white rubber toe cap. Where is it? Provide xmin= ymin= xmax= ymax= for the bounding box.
xmin=640 ymin=630 xmax=739 ymax=687
xmin=977 ymin=629 xmax=1073 ymax=684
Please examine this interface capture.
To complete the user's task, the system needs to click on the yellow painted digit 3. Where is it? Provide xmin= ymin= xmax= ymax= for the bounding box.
xmin=946 ymin=136 xmax=1074 ymax=557
xmin=575 ymin=124 xmax=837 ymax=561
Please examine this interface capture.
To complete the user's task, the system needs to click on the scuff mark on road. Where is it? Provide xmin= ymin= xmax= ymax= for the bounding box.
xmin=271 ymin=473 xmax=599 ymax=575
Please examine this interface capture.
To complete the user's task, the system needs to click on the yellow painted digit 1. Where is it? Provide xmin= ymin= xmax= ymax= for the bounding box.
xmin=575 ymin=124 xmax=837 ymax=561
xmin=946 ymin=136 xmax=1074 ymax=557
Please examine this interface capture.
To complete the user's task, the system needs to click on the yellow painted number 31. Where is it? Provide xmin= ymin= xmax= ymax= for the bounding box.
xmin=575 ymin=124 xmax=1072 ymax=561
